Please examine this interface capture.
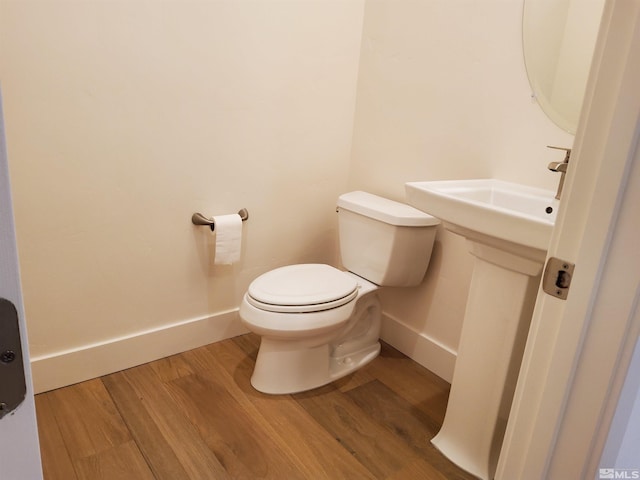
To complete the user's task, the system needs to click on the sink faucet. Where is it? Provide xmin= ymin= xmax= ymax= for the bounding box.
xmin=547 ymin=146 xmax=571 ymax=200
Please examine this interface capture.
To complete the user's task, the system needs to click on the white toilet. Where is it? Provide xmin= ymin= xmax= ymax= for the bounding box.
xmin=239 ymin=191 xmax=439 ymax=394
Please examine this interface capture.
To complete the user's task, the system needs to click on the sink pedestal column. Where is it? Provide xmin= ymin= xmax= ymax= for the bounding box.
xmin=432 ymin=237 xmax=544 ymax=480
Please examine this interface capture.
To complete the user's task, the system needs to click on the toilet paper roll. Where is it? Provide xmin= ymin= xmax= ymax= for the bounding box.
xmin=212 ymin=213 xmax=242 ymax=265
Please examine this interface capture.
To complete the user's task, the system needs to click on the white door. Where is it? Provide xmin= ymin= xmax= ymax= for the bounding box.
xmin=0 ymin=91 xmax=43 ymax=478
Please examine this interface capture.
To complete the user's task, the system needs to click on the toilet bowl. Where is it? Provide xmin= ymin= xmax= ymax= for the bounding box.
xmin=240 ymin=264 xmax=381 ymax=394
xmin=240 ymin=191 xmax=439 ymax=394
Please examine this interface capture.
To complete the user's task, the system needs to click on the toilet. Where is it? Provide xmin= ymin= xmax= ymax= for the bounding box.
xmin=239 ymin=191 xmax=439 ymax=394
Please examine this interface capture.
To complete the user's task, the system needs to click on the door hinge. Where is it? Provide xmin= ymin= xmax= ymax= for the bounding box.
xmin=542 ymin=257 xmax=575 ymax=300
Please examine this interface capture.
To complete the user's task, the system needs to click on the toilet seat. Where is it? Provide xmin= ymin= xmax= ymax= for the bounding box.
xmin=246 ymin=264 xmax=358 ymax=313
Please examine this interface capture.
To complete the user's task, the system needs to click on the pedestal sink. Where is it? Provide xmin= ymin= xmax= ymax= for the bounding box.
xmin=405 ymin=179 xmax=557 ymax=480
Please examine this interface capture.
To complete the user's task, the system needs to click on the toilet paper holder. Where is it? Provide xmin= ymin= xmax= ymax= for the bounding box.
xmin=192 ymin=208 xmax=249 ymax=231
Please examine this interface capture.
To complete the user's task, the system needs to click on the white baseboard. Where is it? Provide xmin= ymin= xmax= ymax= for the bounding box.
xmin=380 ymin=312 xmax=456 ymax=383
xmin=31 ymin=309 xmax=454 ymax=393
xmin=30 ymin=309 xmax=248 ymax=393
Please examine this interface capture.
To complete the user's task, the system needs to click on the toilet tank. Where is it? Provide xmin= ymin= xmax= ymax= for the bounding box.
xmin=336 ymin=191 xmax=440 ymax=287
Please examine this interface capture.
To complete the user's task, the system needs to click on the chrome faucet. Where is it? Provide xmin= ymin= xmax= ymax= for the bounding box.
xmin=547 ymin=146 xmax=571 ymax=199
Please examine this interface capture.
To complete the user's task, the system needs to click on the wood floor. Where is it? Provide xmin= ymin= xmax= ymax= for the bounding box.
xmin=35 ymin=334 xmax=475 ymax=480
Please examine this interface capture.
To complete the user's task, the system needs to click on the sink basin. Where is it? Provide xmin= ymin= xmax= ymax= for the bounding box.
xmin=405 ymin=179 xmax=558 ymax=254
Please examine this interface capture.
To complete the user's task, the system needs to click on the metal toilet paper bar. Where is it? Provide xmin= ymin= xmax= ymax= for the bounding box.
xmin=191 ymin=208 xmax=249 ymax=231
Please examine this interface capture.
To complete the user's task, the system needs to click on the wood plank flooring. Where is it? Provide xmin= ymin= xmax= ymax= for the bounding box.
xmin=35 ymin=334 xmax=476 ymax=480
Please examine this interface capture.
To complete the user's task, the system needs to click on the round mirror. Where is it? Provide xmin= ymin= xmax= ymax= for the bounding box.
xmin=522 ymin=0 xmax=605 ymax=134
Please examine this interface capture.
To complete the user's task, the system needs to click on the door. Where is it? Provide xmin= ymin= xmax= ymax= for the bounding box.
xmin=0 ymin=91 xmax=43 ymax=478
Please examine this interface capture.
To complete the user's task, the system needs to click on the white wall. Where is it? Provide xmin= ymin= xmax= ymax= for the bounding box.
xmin=1 ymin=0 xmax=579 ymax=390
xmin=600 ymin=337 xmax=640 ymax=471
xmin=348 ymin=0 xmax=574 ymax=380
xmin=0 ymin=0 xmax=365 ymax=392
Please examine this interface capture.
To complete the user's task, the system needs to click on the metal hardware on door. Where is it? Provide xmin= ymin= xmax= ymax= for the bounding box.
xmin=1 ymin=350 xmax=16 ymax=363
xmin=542 ymin=257 xmax=575 ymax=300
xmin=0 ymin=298 xmax=26 ymax=419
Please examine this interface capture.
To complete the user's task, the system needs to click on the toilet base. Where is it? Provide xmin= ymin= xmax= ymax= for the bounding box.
xmin=329 ymin=342 xmax=380 ymax=381
xmin=250 ymin=338 xmax=381 ymax=395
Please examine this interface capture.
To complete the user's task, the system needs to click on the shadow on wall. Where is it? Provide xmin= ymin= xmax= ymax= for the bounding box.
xmin=379 ymin=227 xmax=475 ymax=381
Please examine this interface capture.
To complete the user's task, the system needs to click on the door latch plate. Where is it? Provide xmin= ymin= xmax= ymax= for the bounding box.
xmin=542 ymin=257 xmax=575 ymax=300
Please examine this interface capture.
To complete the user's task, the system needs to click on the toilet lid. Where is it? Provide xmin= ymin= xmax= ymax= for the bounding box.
xmin=247 ymin=264 xmax=359 ymax=313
